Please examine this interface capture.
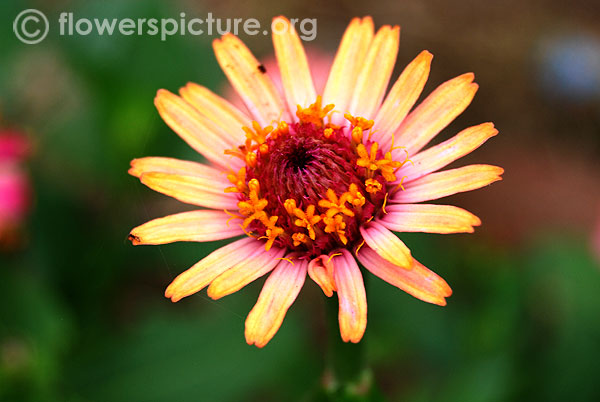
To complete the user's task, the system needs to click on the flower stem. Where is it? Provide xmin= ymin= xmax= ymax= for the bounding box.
xmin=325 ymin=295 xmax=365 ymax=384
xmin=322 ymin=285 xmax=373 ymax=400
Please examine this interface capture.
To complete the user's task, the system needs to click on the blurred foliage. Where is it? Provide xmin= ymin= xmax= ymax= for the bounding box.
xmin=1 ymin=0 xmax=600 ymax=401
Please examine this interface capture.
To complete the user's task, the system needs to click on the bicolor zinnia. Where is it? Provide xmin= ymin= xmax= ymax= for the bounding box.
xmin=129 ymin=16 xmax=503 ymax=347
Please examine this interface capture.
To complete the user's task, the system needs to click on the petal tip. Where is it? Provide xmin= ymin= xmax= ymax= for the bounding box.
xmin=462 ymin=72 xmax=475 ymax=82
xmin=272 ymin=15 xmax=289 ymax=23
xmin=484 ymin=122 xmax=499 ymax=136
xmin=128 ymin=232 xmax=141 ymax=245
xmin=245 ymin=329 xmax=269 ymax=348
xmin=155 ymin=88 xmax=170 ymax=99
xmin=164 ymin=285 xmax=179 ymax=301
xmin=128 ymin=159 xmax=141 ymax=177
xmin=206 ymin=284 xmax=223 ymax=300
xmin=420 ymin=49 xmax=434 ymax=60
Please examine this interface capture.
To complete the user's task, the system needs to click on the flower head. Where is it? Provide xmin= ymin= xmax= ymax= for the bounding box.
xmin=129 ymin=16 xmax=503 ymax=347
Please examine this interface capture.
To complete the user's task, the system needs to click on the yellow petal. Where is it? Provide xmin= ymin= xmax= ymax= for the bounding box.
xmin=128 ymin=157 xmax=230 ymax=188
xmin=272 ymin=16 xmax=317 ymax=113
xmin=165 ymin=238 xmax=260 ymax=302
xmin=154 ymin=89 xmax=241 ymax=170
xmin=245 ymin=258 xmax=307 ymax=347
xmin=308 ymin=255 xmax=336 ymax=297
xmin=322 ymin=17 xmax=374 ymax=125
xmin=359 ymin=221 xmax=412 ymax=269
xmin=397 ymin=122 xmax=498 ymax=183
xmin=357 ymin=246 xmax=451 ymax=306
xmin=207 ymin=246 xmax=286 ymax=299
xmin=332 ymin=249 xmax=367 ymax=343
xmin=179 ymin=82 xmax=250 ymax=143
xmin=374 ymin=50 xmax=432 ymax=148
xmin=139 ymin=172 xmax=238 ymax=210
xmin=378 ymin=204 xmax=481 ymax=234
xmin=394 ymin=73 xmax=479 ymax=156
xmin=213 ymin=34 xmax=290 ymax=126
xmin=392 ymin=164 xmax=504 ymax=203
xmin=129 ymin=210 xmax=244 ymax=245
xmin=348 ymin=25 xmax=400 ymax=120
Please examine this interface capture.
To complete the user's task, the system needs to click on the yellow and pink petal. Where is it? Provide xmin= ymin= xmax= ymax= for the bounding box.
xmin=245 ymin=257 xmax=307 ymax=347
xmin=129 ymin=210 xmax=244 ymax=245
xmin=391 ymin=164 xmax=504 ymax=204
xmin=357 ymin=246 xmax=452 ymax=306
xmin=359 ymin=221 xmax=412 ymax=269
xmin=272 ymin=16 xmax=317 ymax=114
xmin=154 ymin=89 xmax=243 ymax=170
xmin=165 ymin=237 xmax=263 ymax=302
xmin=213 ymin=33 xmax=290 ymax=126
xmin=322 ymin=17 xmax=374 ymax=125
xmin=395 ymin=122 xmax=498 ymax=183
xmin=378 ymin=204 xmax=481 ymax=234
xmin=347 ymin=24 xmax=400 ymax=120
xmin=129 ymin=157 xmax=230 ymax=183
xmin=392 ymin=73 xmax=479 ymax=157
xmin=373 ymin=50 xmax=432 ymax=148
xmin=207 ymin=245 xmax=286 ymax=299
xmin=308 ymin=254 xmax=337 ymax=297
xmin=179 ymin=82 xmax=251 ymax=143
xmin=138 ymin=172 xmax=238 ymax=210
xmin=332 ymin=249 xmax=367 ymax=343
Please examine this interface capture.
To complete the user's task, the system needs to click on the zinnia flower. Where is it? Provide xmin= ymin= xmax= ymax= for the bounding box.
xmin=129 ymin=16 xmax=503 ymax=347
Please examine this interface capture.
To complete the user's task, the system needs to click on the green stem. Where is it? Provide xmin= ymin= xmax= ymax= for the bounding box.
xmin=325 ymin=295 xmax=365 ymax=385
xmin=321 ymin=273 xmax=374 ymax=400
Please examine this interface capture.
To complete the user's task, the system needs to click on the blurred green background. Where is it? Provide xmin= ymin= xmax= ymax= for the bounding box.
xmin=1 ymin=0 xmax=600 ymax=401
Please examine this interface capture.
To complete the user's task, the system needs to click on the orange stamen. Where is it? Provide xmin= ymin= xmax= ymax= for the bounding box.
xmin=318 ymin=189 xmax=355 ymax=218
xmin=293 ymin=204 xmax=322 ymax=240
xmin=365 ymin=178 xmax=382 ymax=194
xmin=323 ymin=214 xmax=348 ymax=245
xmin=225 ymin=167 xmax=247 ymax=193
xmin=296 ymin=96 xmax=335 ymax=127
